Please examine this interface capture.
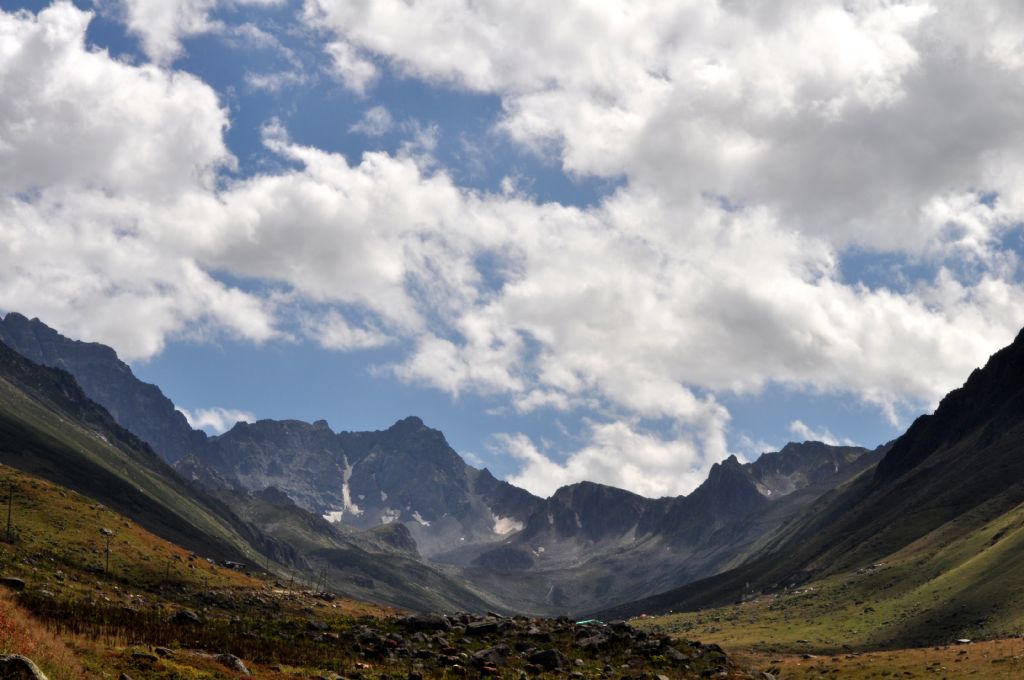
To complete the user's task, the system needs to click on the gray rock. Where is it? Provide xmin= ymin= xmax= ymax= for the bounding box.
xmin=215 ymin=653 xmax=250 ymax=675
xmin=471 ymin=645 xmax=509 ymax=667
xmin=527 ymin=649 xmax=568 ymax=671
xmin=0 ymin=576 xmax=25 ymax=591
xmin=0 ymin=655 xmax=48 ymax=679
xmin=465 ymin=620 xmax=500 ymax=635
xmin=578 ymin=634 xmax=609 ymax=649
xmin=402 ymin=614 xmax=452 ymax=632
xmin=170 ymin=609 xmax=201 ymax=625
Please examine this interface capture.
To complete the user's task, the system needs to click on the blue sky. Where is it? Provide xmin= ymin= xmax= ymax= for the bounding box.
xmin=3 ymin=0 xmax=1024 ymax=497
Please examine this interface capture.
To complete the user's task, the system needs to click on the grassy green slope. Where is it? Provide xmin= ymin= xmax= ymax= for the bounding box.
xmin=625 ymin=328 xmax=1024 ymax=648
xmin=639 ymin=491 xmax=1024 ymax=651
xmin=0 ymin=341 xmax=286 ymax=568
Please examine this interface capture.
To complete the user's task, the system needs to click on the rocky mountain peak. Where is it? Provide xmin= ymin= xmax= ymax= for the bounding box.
xmin=749 ymin=440 xmax=872 ymax=497
xmin=388 ymin=415 xmax=426 ymax=432
xmin=0 ymin=312 xmax=207 ymax=464
xmin=876 ymin=327 xmax=1024 ymax=482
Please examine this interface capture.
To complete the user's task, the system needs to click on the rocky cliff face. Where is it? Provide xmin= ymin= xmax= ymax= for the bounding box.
xmin=193 ymin=416 xmax=544 ymax=556
xmin=443 ymin=441 xmax=880 ymax=615
xmin=502 ymin=443 xmax=875 ymax=558
xmin=0 ymin=312 xmax=206 ymax=463
xmin=749 ymin=441 xmax=874 ymax=496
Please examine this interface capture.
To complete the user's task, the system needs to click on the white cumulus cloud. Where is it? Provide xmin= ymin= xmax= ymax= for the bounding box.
xmin=179 ymin=406 xmax=256 ymax=434
xmin=110 ymin=0 xmax=285 ymax=65
xmin=789 ymin=420 xmax=857 ymax=447
xmin=324 ymin=40 xmax=377 ymax=94
xmin=350 ymin=105 xmax=394 ymax=136
xmin=6 ymin=2 xmax=1024 ymax=496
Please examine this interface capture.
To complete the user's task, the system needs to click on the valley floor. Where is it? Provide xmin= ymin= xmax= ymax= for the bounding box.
xmin=730 ymin=638 xmax=1024 ymax=679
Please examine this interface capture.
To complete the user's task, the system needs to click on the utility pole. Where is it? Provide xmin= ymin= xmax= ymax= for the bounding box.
xmin=101 ymin=528 xmax=114 ymax=573
xmin=5 ymin=482 xmax=12 ymax=543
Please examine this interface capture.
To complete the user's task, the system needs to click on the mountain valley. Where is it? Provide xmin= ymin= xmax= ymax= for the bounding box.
xmin=0 ymin=312 xmax=888 ymax=617
xmin=3 ymin=310 xmax=1024 ymax=679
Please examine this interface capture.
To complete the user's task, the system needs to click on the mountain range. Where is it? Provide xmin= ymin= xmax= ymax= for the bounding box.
xmin=3 ymin=309 xmax=1024 ymax=639
xmin=0 ymin=312 xmax=885 ymax=615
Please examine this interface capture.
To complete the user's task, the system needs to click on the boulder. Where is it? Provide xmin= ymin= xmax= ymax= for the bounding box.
xmin=215 ymin=653 xmax=250 ymax=675
xmin=465 ymin=620 xmax=500 ymax=635
xmin=0 ymin=576 xmax=25 ymax=591
xmin=170 ymin=610 xmax=201 ymax=625
xmin=401 ymin=614 xmax=452 ymax=632
xmin=527 ymin=649 xmax=568 ymax=671
xmin=578 ymin=634 xmax=609 ymax=649
xmin=471 ymin=646 xmax=509 ymax=668
xmin=0 ymin=655 xmax=48 ymax=679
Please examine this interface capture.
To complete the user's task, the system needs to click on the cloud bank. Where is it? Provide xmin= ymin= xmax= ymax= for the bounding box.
xmin=4 ymin=2 xmax=1024 ymax=496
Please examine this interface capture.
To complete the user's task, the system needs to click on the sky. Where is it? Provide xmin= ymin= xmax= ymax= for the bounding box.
xmin=3 ymin=0 xmax=1024 ymax=498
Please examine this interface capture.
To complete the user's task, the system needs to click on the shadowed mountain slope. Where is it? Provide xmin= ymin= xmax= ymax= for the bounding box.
xmin=0 ymin=312 xmax=206 ymax=463
xmin=440 ymin=443 xmax=880 ymax=616
xmin=602 ymin=327 xmax=1024 ymax=644
xmin=0 ymin=338 xmax=283 ymax=566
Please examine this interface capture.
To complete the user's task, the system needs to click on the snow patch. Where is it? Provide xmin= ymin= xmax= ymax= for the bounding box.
xmin=381 ymin=508 xmax=400 ymax=524
xmin=323 ymin=510 xmax=345 ymax=523
xmin=493 ymin=515 xmax=524 ymax=535
xmin=340 ymin=455 xmax=363 ymax=518
xmin=412 ymin=511 xmax=431 ymax=527
xmin=380 ymin=490 xmax=388 ymax=502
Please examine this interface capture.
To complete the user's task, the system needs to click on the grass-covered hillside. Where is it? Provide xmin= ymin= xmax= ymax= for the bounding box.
xmin=0 ymin=464 xmax=391 ymax=679
xmin=0 ymin=339 xmax=284 ymax=569
xmin=0 ymin=465 xmax=767 ymax=679
xmin=636 ymin=490 xmax=1024 ymax=653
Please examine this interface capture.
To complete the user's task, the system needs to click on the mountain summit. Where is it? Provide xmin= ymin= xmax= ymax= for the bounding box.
xmin=0 ymin=312 xmax=206 ymax=462
xmin=195 ymin=415 xmax=543 ymax=556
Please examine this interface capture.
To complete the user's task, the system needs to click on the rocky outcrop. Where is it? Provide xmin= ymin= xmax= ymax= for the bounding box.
xmin=0 ymin=655 xmax=49 ymax=680
xmin=191 ymin=416 xmax=544 ymax=556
